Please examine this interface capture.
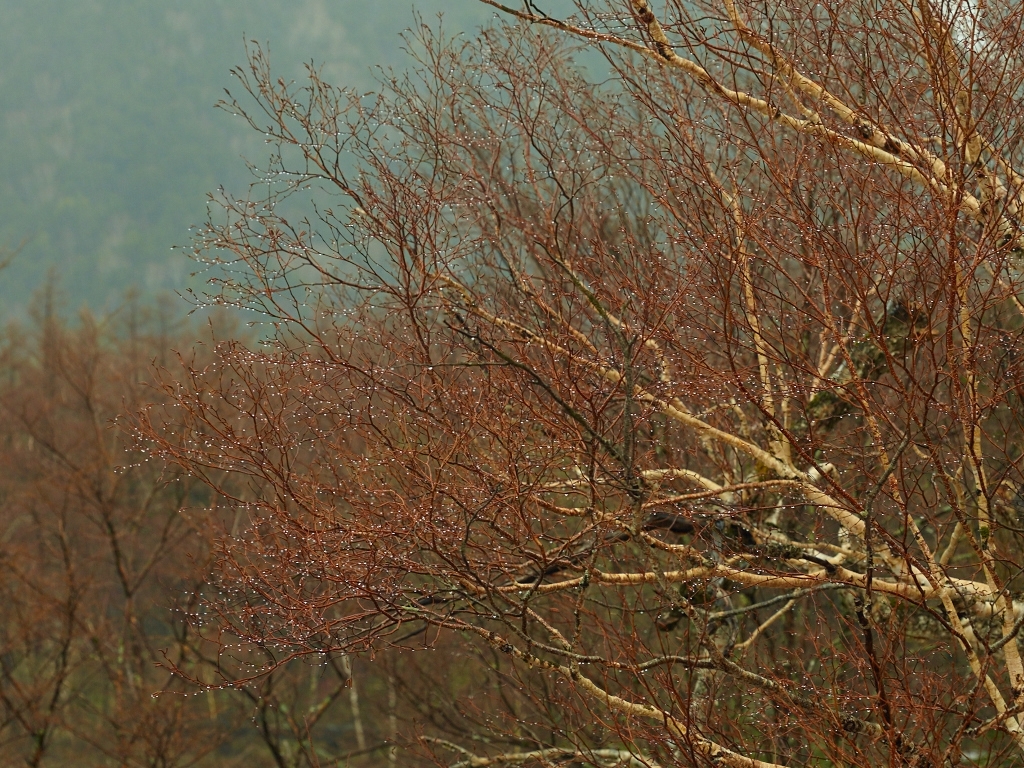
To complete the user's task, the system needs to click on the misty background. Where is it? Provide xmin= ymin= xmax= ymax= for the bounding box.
xmin=0 ymin=0 xmax=491 ymax=317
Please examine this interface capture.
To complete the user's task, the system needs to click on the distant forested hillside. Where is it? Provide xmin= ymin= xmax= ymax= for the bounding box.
xmin=0 ymin=0 xmax=489 ymax=316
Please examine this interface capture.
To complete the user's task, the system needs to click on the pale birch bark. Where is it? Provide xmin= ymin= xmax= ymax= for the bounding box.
xmin=165 ymin=2 xmax=1024 ymax=765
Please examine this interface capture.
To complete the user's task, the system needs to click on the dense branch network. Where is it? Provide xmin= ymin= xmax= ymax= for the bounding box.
xmin=145 ymin=2 xmax=1024 ymax=766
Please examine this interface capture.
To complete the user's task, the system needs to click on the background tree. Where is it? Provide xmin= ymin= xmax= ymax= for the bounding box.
xmin=144 ymin=1 xmax=1024 ymax=766
xmin=0 ymin=296 xmax=223 ymax=766
xmin=0 ymin=297 xmax=383 ymax=767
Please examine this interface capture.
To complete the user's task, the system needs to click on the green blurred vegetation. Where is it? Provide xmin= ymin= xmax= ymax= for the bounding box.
xmin=0 ymin=0 xmax=490 ymax=316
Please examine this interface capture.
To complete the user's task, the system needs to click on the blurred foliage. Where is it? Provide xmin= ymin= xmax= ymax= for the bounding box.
xmin=0 ymin=0 xmax=489 ymax=317
xmin=0 ymin=291 xmax=413 ymax=767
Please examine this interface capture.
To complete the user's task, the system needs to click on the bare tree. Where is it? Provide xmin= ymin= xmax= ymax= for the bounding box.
xmin=146 ymin=2 xmax=1024 ymax=765
xmin=0 ymin=294 xmax=386 ymax=764
xmin=0 ymin=299 xmax=285 ymax=766
xmin=0 ymin=300 xmax=204 ymax=765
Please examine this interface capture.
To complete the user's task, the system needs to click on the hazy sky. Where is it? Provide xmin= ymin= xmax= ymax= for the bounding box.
xmin=0 ymin=0 xmax=492 ymax=317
